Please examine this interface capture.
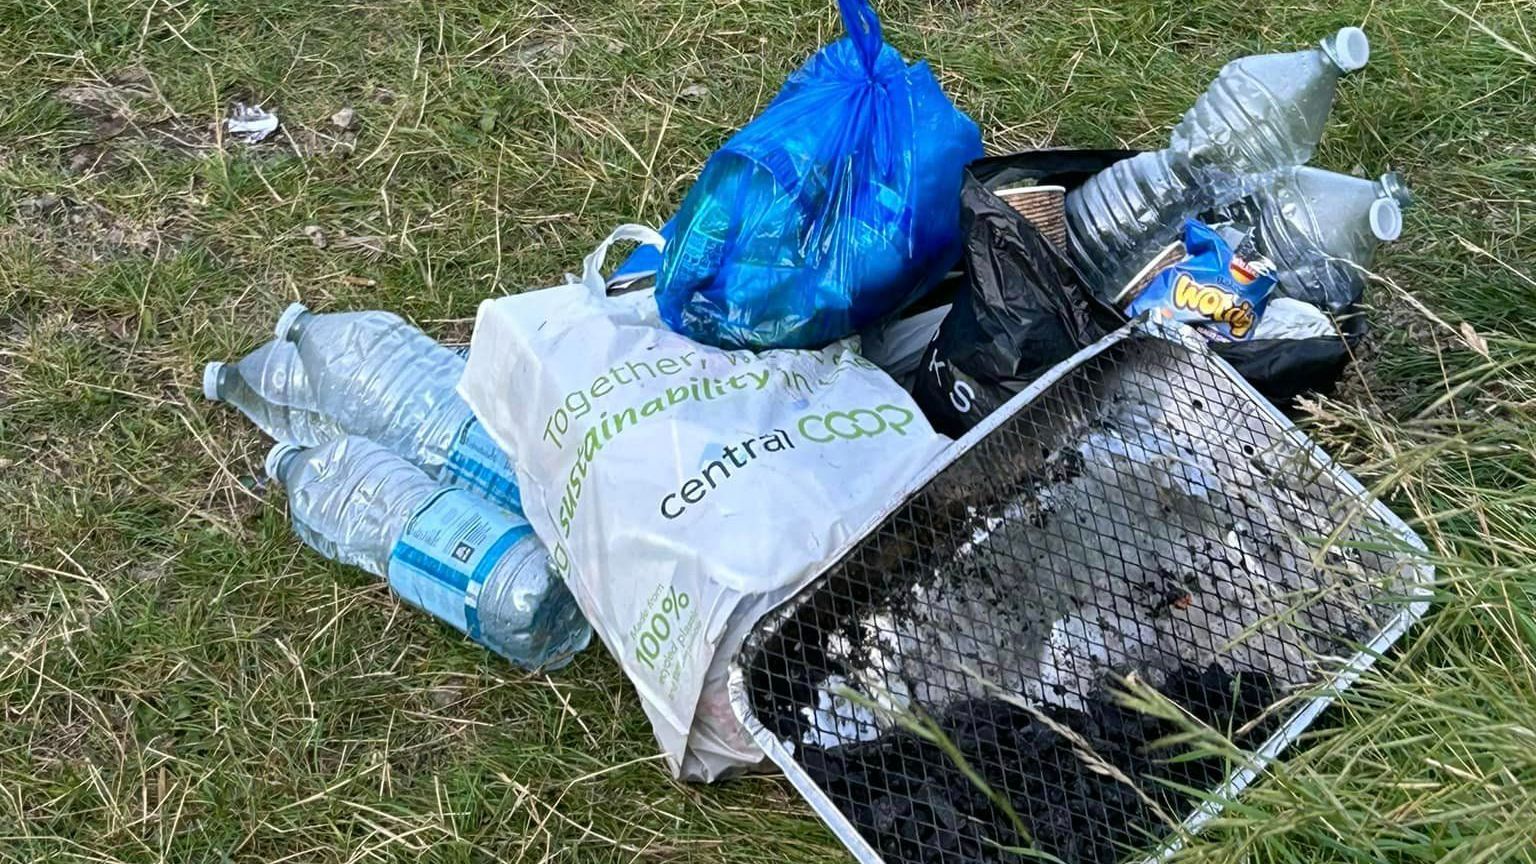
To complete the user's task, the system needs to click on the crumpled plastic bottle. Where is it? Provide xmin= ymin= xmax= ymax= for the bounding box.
xmin=267 ymin=436 xmax=590 ymax=670
xmin=1219 ymin=168 xmax=1410 ymax=311
xmin=1065 ymin=27 xmax=1371 ymax=296
xmin=203 ymin=340 xmax=341 ymax=446
xmin=274 ymin=303 xmax=521 ymax=512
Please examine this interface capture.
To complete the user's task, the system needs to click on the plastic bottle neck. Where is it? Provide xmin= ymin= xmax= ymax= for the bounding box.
xmin=274 ymin=302 xmax=315 ymax=343
xmin=1378 ymin=172 xmax=1414 ymax=209
xmin=265 ymin=443 xmax=304 ymax=485
xmin=204 ymin=361 xmax=259 ymax=406
xmin=285 ymin=312 xmax=314 ymax=342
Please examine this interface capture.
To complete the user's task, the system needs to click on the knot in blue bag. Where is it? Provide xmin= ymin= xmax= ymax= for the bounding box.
xmin=654 ymin=0 xmax=983 ymax=350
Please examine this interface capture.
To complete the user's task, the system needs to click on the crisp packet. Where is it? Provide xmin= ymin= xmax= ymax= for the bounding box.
xmin=1126 ymin=219 xmax=1277 ymax=341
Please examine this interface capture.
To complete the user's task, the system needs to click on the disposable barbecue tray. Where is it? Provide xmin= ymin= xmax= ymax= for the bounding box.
xmin=729 ymin=320 xmax=1431 ymax=864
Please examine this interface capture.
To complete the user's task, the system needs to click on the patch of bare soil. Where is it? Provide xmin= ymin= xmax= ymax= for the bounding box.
xmin=10 ymin=194 xmax=175 ymax=264
xmin=53 ymin=66 xmax=215 ymax=169
xmin=53 ymin=66 xmax=361 ymax=170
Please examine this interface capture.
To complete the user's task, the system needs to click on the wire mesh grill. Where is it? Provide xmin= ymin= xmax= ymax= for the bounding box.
xmin=732 ymin=324 xmax=1429 ymax=864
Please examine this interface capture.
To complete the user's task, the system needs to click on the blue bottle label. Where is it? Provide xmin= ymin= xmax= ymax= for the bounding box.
xmin=386 ymin=488 xmax=533 ymax=641
xmin=444 ymin=417 xmax=523 ymax=512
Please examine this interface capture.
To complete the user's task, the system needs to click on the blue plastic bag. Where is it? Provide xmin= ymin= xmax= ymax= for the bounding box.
xmin=650 ymin=0 xmax=982 ymax=350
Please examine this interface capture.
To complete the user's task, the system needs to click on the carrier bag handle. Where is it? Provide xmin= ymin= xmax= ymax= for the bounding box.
xmin=578 ymin=224 xmax=666 ymax=291
xmin=838 ymin=0 xmax=885 ymax=74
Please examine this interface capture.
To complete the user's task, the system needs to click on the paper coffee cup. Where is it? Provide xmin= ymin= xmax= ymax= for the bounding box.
xmin=1115 ymin=242 xmax=1187 ymax=306
xmin=995 ymin=184 xmax=1068 ymax=249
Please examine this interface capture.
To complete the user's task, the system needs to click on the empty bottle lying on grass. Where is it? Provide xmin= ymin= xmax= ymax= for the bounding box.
xmin=203 ymin=340 xmax=341 ymax=446
xmin=206 ymin=304 xmax=522 ymax=511
xmin=1065 ymin=26 xmax=1377 ymax=297
xmin=1212 ymin=168 xmax=1410 ymax=311
xmin=265 ymin=436 xmax=591 ymax=670
xmin=274 ymin=302 xmax=523 ymax=511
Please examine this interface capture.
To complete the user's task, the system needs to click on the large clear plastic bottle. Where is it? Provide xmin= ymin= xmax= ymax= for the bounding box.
xmin=266 ymin=436 xmax=591 ymax=670
xmin=274 ymin=303 xmax=521 ymax=512
xmin=1224 ymin=168 xmax=1410 ymax=310
xmin=203 ymin=341 xmax=342 ymax=446
xmin=1066 ymin=27 xmax=1372 ymax=296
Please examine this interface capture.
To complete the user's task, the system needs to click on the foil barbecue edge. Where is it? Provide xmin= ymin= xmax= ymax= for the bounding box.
xmin=727 ymin=319 xmax=1434 ymax=864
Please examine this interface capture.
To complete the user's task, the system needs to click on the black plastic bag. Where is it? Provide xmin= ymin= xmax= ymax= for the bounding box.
xmin=914 ymin=150 xmax=1364 ymax=436
xmin=1209 ymin=312 xmax=1363 ymax=402
xmin=913 ymin=152 xmax=1125 ymax=436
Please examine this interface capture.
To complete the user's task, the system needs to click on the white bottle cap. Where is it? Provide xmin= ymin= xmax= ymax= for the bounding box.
xmin=203 ymin=362 xmax=226 ymax=401
xmin=274 ymin=302 xmax=311 ymax=342
xmin=1324 ymin=26 xmax=1370 ymax=73
xmin=1369 ymin=198 xmax=1403 ymax=242
xmin=265 ymin=442 xmax=302 ymax=483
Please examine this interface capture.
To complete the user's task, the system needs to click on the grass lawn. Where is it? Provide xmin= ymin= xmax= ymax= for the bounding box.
xmin=2 ymin=0 xmax=1534 ymax=861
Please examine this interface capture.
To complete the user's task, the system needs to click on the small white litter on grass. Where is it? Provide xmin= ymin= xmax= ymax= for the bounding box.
xmin=226 ymin=103 xmax=279 ymax=143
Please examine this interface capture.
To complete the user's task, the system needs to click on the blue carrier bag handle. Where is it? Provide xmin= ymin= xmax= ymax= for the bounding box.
xmin=840 ymin=0 xmax=884 ymax=70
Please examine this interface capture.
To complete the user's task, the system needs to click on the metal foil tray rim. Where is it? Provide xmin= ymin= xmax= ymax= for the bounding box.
xmin=728 ymin=320 xmax=1433 ymax=864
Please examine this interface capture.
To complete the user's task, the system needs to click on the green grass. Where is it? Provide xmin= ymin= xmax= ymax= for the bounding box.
xmin=2 ymin=0 xmax=1534 ymax=861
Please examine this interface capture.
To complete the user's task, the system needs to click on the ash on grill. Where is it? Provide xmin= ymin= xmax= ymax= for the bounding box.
xmin=743 ymin=334 xmax=1411 ymax=864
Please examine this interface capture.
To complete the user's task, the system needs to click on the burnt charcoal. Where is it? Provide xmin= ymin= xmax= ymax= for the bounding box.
xmin=738 ymin=332 xmax=1419 ymax=864
xmin=796 ymin=666 xmax=1278 ymax=864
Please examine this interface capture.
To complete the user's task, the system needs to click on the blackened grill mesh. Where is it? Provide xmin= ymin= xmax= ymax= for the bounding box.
xmin=734 ymin=327 xmax=1426 ymax=864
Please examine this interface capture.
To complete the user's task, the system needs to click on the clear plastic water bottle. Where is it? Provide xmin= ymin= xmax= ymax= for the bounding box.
xmin=1066 ymin=27 xmax=1372 ymax=295
xmin=1223 ymin=168 xmax=1409 ymax=310
xmin=1064 ymin=150 xmax=1196 ymax=295
xmin=203 ymin=341 xmax=342 ymax=446
xmin=266 ymin=436 xmax=591 ymax=670
xmin=1171 ymin=26 xmax=1370 ymax=191
xmin=274 ymin=302 xmax=521 ymax=512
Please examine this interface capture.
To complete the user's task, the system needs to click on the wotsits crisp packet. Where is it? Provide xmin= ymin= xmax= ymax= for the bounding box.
xmin=1126 ymin=219 xmax=1277 ymax=341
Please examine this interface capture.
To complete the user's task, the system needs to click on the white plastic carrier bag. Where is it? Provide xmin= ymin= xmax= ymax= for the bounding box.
xmin=459 ymin=225 xmax=950 ymax=781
